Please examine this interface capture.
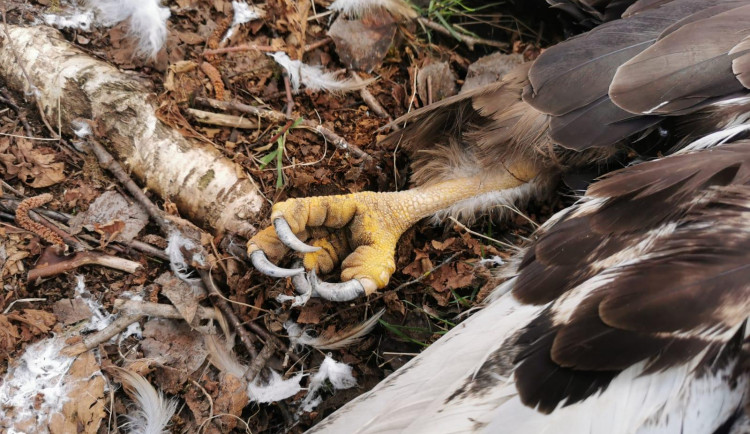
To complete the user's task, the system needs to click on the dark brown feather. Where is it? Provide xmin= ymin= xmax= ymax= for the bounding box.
xmin=511 ymin=310 xmax=618 ymax=413
xmin=505 ymin=143 xmax=750 ymax=415
xmin=512 ymin=142 xmax=750 ymax=383
xmin=549 ymin=294 xmax=709 ymax=371
xmin=588 ymin=143 xmax=750 ymax=199
xmin=598 ymin=192 xmax=750 ymax=334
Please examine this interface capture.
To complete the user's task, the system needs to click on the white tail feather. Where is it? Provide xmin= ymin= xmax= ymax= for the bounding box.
xmin=115 ymin=368 xmax=178 ymax=434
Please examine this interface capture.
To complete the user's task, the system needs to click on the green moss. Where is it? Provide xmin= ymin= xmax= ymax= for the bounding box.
xmin=198 ymin=169 xmax=215 ymax=190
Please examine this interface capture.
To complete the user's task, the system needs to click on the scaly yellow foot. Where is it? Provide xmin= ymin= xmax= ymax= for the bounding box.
xmin=248 ymin=161 xmax=539 ymax=301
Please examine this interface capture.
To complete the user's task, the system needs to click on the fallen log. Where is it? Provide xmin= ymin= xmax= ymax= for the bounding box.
xmin=0 ymin=25 xmax=263 ymax=237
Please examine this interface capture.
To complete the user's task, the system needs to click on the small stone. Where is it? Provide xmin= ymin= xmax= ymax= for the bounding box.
xmin=417 ymin=62 xmax=458 ymax=104
xmin=328 ymin=14 xmax=397 ymax=72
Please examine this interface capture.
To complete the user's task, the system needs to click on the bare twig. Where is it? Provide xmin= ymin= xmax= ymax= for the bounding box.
xmin=351 ymin=72 xmax=393 ymax=122
xmin=86 ymin=138 xmax=172 ymax=232
xmin=1 ymin=196 xmax=72 ymax=222
xmin=62 ymin=313 xmax=144 ymax=356
xmin=3 ymin=298 xmax=46 ymax=314
xmin=200 ymin=269 xmax=260 ymax=358
xmin=0 ymin=88 xmax=32 ymax=136
xmin=448 ymin=217 xmax=517 ymax=249
xmin=391 ymin=252 xmax=461 ymax=292
xmin=263 ymin=119 xmax=295 ymax=147
xmin=243 ymin=342 xmax=276 ymax=383
xmin=126 ymin=240 xmax=171 ymax=260
xmin=27 ymin=251 xmax=142 ymax=282
xmin=203 ymin=44 xmax=277 ymax=56
xmin=200 ymin=267 xmax=300 ymax=364
xmin=114 ymin=299 xmax=219 ymax=321
xmin=417 ymin=17 xmax=509 ymax=51
xmin=283 ymin=72 xmax=295 ymax=117
xmin=186 ymin=108 xmax=257 ymax=129
xmin=195 ymin=97 xmax=373 ymax=162
xmin=1 ymin=197 xmax=170 ymax=260
xmin=304 ymin=36 xmax=332 ymax=53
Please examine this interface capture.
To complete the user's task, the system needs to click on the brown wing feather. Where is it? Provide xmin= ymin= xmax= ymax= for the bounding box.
xmin=513 ymin=142 xmax=750 ymax=375
xmin=609 ymin=4 xmax=750 ymax=115
xmin=524 ymin=0 xmax=721 ymax=117
xmin=547 ymin=96 xmax=660 ymax=149
xmin=731 ymin=36 xmax=750 ymax=88
xmin=621 ymin=0 xmax=677 ymax=17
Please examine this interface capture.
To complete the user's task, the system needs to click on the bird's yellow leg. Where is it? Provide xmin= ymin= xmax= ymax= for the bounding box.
xmin=248 ymin=160 xmax=539 ymax=295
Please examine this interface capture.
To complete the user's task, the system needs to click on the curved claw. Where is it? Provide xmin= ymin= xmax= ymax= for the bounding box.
xmin=274 ymin=218 xmax=320 ymax=253
xmin=308 ymin=271 xmax=366 ymax=302
xmin=291 ymin=264 xmax=313 ymax=295
xmin=250 ymin=250 xmax=304 ymax=278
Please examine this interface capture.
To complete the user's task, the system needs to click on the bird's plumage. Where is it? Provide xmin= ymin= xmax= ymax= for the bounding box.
xmin=310 ymin=140 xmax=750 ymax=434
xmin=308 ymin=0 xmax=750 ymax=432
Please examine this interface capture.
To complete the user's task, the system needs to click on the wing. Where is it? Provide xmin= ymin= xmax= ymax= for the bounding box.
xmin=525 ymin=0 xmax=750 ymax=150
xmin=309 ymin=142 xmax=750 ymax=434
xmin=609 ymin=3 xmax=750 ymax=115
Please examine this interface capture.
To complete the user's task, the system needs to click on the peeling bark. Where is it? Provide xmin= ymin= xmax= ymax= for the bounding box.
xmin=0 ymin=25 xmax=263 ymax=236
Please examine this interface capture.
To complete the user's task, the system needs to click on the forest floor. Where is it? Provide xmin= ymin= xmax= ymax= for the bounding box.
xmin=0 ymin=0 xmax=567 ymax=432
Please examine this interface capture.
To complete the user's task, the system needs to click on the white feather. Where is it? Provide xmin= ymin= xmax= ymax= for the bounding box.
xmin=222 ymin=2 xmax=265 ymax=42
xmin=430 ymin=177 xmax=549 ymax=224
xmin=205 ymin=334 xmax=247 ymax=378
xmin=70 ymin=119 xmax=92 ymax=138
xmin=231 ymin=1 xmax=264 ymax=27
xmin=306 ymin=289 xmax=536 ymax=433
xmin=301 ymin=355 xmax=358 ymax=412
xmin=115 ymin=368 xmax=178 ymax=434
xmin=679 ymin=124 xmax=750 ymax=153
xmin=88 ymin=0 xmax=170 ymax=58
xmin=269 ymin=52 xmax=375 ymax=93
xmin=248 ymin=370 xmax=305 ymax=404
xmin=165 ymin=231 xmax=205 ymax=284
xmin=0 ymin=337 xmax=75 ymax=429
xmin=205 ymin=334 xmax=306 ymax=403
